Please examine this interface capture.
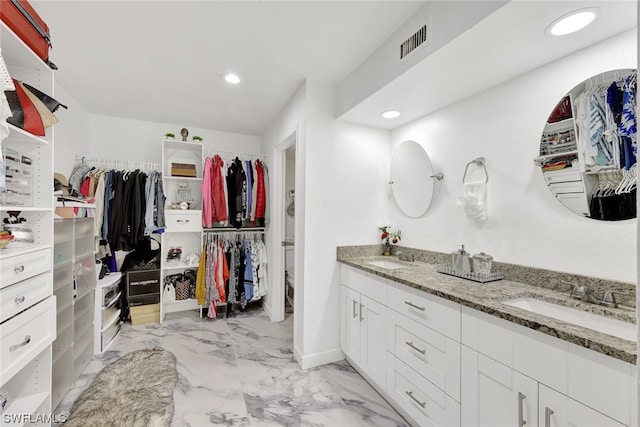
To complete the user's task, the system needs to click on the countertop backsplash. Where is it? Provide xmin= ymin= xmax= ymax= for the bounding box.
xmin=337 ymin=245 xmax=636 ymax=309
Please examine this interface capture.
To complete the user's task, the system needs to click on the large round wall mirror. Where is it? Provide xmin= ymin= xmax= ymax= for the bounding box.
xmin=535 ymin=69 xmax=637 ymax=220
xmin=390 ymin=140 xmax=436 ymax=217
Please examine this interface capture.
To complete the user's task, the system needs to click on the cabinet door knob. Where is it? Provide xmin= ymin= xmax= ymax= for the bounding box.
xmin=14 ymin=296 xmax=26 ymax=305
xmin=14 ymin=265 xmax=25 ymax=273
xmin=9 ymin=335 xmax=31 ymax=351
xmin=405 ymin=390 xmax=426 ymax=408
xmin=518 ymin=392 xmax=527 ymax=427
xmin=404 ymin=300 xmax=425 ymax=311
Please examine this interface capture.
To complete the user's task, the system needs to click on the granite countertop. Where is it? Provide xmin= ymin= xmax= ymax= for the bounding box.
xmin=338 ymin=255 xmax=637 ymax=365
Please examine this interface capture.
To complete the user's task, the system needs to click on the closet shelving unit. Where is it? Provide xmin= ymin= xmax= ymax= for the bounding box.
xmin=0 ymin=21 xmax=56 ymax=423
xmin=160 ymin=139 xmax=203 ymax=322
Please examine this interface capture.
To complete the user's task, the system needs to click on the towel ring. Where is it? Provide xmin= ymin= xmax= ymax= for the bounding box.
xmin=463 ymin=157 xmax=488 ymax=183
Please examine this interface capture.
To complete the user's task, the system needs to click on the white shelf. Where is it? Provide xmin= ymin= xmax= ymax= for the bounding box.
xmin=55 ymin=201 xmax=97 ymax=209
xmin=0 ymin=244 xmax=52 ymax=261
xmin=5 ymin=123 xmax=49 ymax=146
xmin=162 ymin=175 xmax=202 ymax=182
xmin=162 ymin=139 xmax=204 ymax=151
xmin=1 ymin=22 xmax=51 ymax=72
xmin=163 ymin=262 xmax=200 ymax=270
xmin=2 ymin=391 xmax=49 ymax=426
xmin=163 ymin=298 xmax=201 ymax=314
xmin=0 ymin=207 xmax=52 ymax=212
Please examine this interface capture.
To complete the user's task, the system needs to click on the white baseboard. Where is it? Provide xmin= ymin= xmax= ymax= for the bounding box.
xmin=295 ymin=347 xmax=344 ymax=369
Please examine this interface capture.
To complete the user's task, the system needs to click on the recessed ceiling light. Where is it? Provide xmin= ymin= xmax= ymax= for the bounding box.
xmin=547 ymin=8 xmax=598 ymax=36
xmin=223 ymin=73 xmax=241 ymax=85
xmin=382 ymin=110 xmax=400 ymax=119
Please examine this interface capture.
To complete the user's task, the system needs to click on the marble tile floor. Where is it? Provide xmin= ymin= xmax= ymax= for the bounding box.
xmin=55 ymin=305 xmax=408 ymax=426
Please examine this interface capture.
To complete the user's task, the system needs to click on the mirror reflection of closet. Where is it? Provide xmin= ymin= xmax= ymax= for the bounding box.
xmin=536 ymin=69 xmax=637 ymax=220
xmin=390 ymin=140 xmax=436 ymax=217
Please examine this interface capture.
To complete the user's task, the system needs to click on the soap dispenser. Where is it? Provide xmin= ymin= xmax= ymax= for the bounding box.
xmin=451 ymin=245 xmax=471 ymax=273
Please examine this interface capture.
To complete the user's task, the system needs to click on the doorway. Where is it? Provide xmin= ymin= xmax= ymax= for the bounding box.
xmin=284 ymin=145 xmax=296 ymax=314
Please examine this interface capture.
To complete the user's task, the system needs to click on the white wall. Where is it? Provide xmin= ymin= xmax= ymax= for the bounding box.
xmin=302 ymin=81 xmax=390 ymax=366
xmin=390 ymin=30 xmax=637 ymax=283
xmin=87 ymin=114 xmax=261 ymax=165
xmin=53 ymin=83 xmax=91 ymax=176
xmin=261 ymin=82 xmax=306 ymax=363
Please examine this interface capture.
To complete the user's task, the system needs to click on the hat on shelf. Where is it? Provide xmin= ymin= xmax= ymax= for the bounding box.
xmin=53 ymin=172 xmax=71 ymax=195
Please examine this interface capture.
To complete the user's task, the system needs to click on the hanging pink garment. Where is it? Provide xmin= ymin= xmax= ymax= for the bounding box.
xmin=201 ymin=157 xmax=213 ymax=227
xmin=211 ymin=155 xmax=228 ymax=223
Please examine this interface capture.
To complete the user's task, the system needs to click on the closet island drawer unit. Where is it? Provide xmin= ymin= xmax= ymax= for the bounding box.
xmin=0 ymin=247 xmax=52 ymax=289
xmin=0 ymin=272 xmax=52 ymax=323
xmin=165 ymin=210 xmax=202 ymax=232
xmin=0 ymin=296 xmax=56 ymax=382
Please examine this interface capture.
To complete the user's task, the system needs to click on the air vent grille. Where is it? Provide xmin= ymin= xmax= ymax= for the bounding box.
xmin=400 ymin=25 xmax=427 ymax=59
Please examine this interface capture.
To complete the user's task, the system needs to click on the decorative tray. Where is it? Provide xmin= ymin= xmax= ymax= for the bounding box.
xmin=435 ymin=264 xmax=504 ymax=283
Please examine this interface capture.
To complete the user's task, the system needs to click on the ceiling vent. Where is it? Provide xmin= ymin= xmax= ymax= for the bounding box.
xmin=400 ymin=25 xmax=428 ymax=59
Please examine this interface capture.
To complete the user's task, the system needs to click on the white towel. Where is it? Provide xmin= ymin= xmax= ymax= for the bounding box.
xmin=457 ymin=181 xmax=487 ymax=220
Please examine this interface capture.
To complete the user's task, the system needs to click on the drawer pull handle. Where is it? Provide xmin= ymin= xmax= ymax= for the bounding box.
xmin=518 ymin=392 xmax=527 ymax=427
xmin=352 ymin=300 xmax=357 ymax=318
xmin=14 ymin=265 xmax=25 ymax=273
xmin=14 ymin=296 xmax=26 ymax=305
xmin=404 ymin=300 xmax=425 ymax=311
xmin=405 ymin=341 xmax=426 ymax=355
xmin=10 ymin=335 xmax=31 ymax=351
xmin=359 ymin=303 xmax=364 ymax=321
xmin=544 ymin=407 xmax=553 ymax=427
xmin=405 ymin=390 xmax=426 ymax=408
xmin=176 ymin=219 xmax=190 ymax=223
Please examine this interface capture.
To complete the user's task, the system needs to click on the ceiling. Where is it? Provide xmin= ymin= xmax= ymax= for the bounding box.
xmin=31 ymin=0 xmax=426 ymax=136
xmin=339 ymin=0 xmax=638 ymax=130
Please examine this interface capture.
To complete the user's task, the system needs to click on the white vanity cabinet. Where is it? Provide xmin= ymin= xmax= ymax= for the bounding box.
xmin=461 ymin=306 xmax=636 ymax=427
xmin=340 ymin=266 xmax=387 ymax=387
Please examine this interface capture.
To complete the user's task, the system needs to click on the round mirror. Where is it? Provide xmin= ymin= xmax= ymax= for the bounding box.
xmin=391 ymin=140 xmax=435 ymax=217
xmin=536 ymin=69 xmax=637 ymax=220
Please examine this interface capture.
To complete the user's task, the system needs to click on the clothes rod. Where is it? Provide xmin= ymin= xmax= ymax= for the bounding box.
xmin=204 ymin=149 xmax=266 ymax=159
xmin=203 ymin=227 xmax=265 ymax=233
xmin=74 ymin=155 xmax=161 ymax=171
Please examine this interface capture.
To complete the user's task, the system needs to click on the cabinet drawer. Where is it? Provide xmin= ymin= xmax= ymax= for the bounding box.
xmin=165 ymin=210 xmax=202 ymax=232
xmin=340 ymin=265 xmax=386 ymax=304
xmin=53 ymin=279 xmax=73 ymax=312
xmin=548 ymin=180 xmax=584 ymax=195
xmin=543 ymin=169 xmax=582 ymax=184
xmin=74 ymin=293 xmax=94 ymax=339
xmin=0 ymin=297 xmax=56 ymax=383
xmin=52 ymin=323 xmax=73 ymax=364
xmin=75 ymin=217 xmax=95 ymax=238
xmin=73 ymin=335 xmax=94 ymax=379
xmin=100 ymin=298 xmax=120 ymax=325
xmin=53 ymin=239 xmax=73 ymax=266
xmin=387 ymin=309 xmax=460 ymax=401
xmin=556 ymin=193 xmax=589 ymax=215
xmin=0 ymin=248 xmax=52 ymax=289
xmin=57 ymin=301 xmax=73 ymax=334
xmin=101 ymin=318 xmax=121 ymax=351
xmin=0 ymin=272 xmax=52 ymax=323
xmin=54 ymin=261 xmax=73 ymax=292
xmin=51 ymin=349 xmax=73 ymax=409
xmin=75 ymin=235 xmax=95 ymax=258
xmin=74 ymin=253 xmax=97 ymax=299
xmin=97 ymin=276 xmax=121 ymax=308
xmin=386 ymin=353 xmax=460 ymax=427
xmin=54 ymin=220 xmax=74 ymax=243
xmin=387 ymin=282 xmax=460 ymax=341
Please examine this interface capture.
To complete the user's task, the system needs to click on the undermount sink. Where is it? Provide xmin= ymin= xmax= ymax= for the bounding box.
xmin=366 ymin=260 xmax=407 ymax=270
xmin=504 ymin=297 xmax=637 ymax=342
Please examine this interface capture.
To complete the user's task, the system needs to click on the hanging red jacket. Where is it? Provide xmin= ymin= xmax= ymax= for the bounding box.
xmin=254 ymin=159 xmax=266 ymax=224
xmin=211 ymin=155 xmax=228 ymax=223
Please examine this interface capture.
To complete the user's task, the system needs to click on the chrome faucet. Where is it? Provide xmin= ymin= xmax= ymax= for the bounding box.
xmin=563 ymin=280 xmax=599 ymax=304
xmin=599 ymin=290 xmax=627 ymax=309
